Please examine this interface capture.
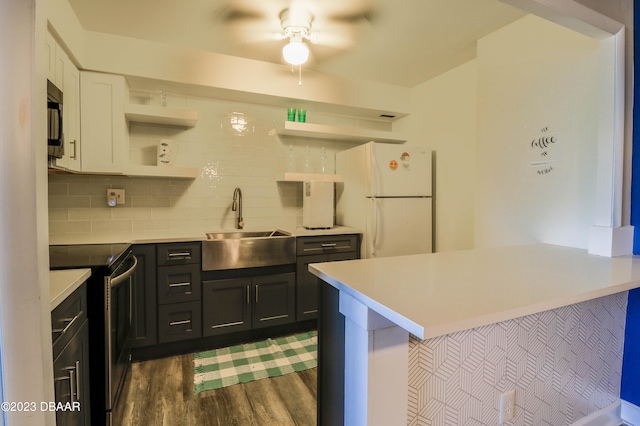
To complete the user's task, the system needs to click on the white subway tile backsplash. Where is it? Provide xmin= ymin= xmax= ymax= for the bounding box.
xmin=91 ymin=219 xmax=133 ymax=234
xmin=49 ymin=196 xmax=91 ymax=209
xmin=68 ymin=208 xmax=112 ymax=221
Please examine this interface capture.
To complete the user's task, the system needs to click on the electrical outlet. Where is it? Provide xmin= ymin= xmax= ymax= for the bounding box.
xmin=107 ymin=189 xmax=125 ymax=206
xmin=499 ymin=390 xmax=516 ymax=424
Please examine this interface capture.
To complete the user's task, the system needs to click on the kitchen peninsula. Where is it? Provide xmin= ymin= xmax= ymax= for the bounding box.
xmin=310 ymin=244 xmax=640 ymax=425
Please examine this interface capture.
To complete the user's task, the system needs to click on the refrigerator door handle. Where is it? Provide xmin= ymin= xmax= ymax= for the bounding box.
xmin=371 ymin=198 xmax=378 ymax=257
xmin=369 ymin=143 xmax=378 ymax=197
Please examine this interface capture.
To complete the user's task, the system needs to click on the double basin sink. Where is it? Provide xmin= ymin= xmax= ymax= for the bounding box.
xmin=202 ymin=230 xmax=296 ymax=271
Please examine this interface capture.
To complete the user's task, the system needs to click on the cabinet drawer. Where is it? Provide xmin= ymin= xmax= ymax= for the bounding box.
xmin=158 ymin=301 xmax=202 ymax=344
xmin=157 ymin=242 xmax=201 ymax=266
xmin=157 ymin=264 xmax=201 ymax=304
xmin=296 ymin=235 xmax=359 ymax=255
xmin=52 ymin=282 xmax=87 ymax=359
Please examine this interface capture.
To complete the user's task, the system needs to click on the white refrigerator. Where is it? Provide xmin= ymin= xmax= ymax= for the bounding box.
xmin=336 ymin=142 xmax=433 ymax=258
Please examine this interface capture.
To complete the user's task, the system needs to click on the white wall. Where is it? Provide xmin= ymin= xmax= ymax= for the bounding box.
xmin=474 ymin=14 xmax=600 ymax=249
xmin=395 ymin=62 xmax=477 ymax=252
xmin=398 ymin=14 xmax=600 ymax=252
xmin=0 ymin=0 xmax=54 ymax=424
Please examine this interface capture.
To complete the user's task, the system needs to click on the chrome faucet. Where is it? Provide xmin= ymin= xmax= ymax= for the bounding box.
xmin=232 ymin=187 xmax=244 ymax=229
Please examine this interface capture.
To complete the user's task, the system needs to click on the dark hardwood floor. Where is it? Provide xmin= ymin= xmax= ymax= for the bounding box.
xmin=120 ymin=353 xmax=317 ymax=426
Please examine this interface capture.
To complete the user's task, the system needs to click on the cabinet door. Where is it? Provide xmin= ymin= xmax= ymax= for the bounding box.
xmin=46 ymin=32 xmax=57 ymax=84
xmin=252 ymin=273 xmax=295 ymax=329
xmin=131 ymin=245 xmax=157 ymax=348
xmin=202 ymin=278 xmax=252 ymax=337
xmin=296 ymin=254 xmax=326 ymax=322
xmin=80 ymin=71 xmax=127 ymax=174
xmin=61 ymin=56 xmax=81 ymax=171
xmin=53 ymin=320 xmax=91 ymax=426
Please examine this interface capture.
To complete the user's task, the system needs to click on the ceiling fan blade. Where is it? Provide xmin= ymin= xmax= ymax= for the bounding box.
xmin=214 ymin=5 xmax=265 ymax=23
xmin=328 ymin=8 xmax=377 ymax=24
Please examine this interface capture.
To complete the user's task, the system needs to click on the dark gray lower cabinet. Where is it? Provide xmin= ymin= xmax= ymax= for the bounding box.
xmin=131 ymin=244 xmax=157 ymax=348
xmin=53 ymin=320 xmax=91 ymax=426
xmin=52 ymin=282 xmax=91 ymax=426
xmin=203 ymin=273 xmax=296 ymax=337
xmin=296 ymin=235 xmax=360 ymax=321
xmin=156 ymin=242 xmax=202 ymax=344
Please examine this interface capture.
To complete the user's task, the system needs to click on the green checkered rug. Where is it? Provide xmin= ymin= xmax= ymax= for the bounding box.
xmin=193 ymin=331 xmax=317 ymax=395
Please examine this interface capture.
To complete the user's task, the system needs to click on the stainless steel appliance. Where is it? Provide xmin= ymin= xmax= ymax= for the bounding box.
xmin=50 ymin=243 xmax=137 ymax=426
xmin=47 ymin=79 xmax=64 ymax=159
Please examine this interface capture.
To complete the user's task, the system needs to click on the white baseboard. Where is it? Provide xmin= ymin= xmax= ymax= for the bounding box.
xmin=571 ymin=402 xmax=623 ymax=426
xmin=622 ymin=399 xmax=640 ymax=426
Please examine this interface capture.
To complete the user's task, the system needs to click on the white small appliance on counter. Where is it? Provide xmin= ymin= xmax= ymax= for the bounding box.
xmin=303 ymin=181 xmax=334 ymax=229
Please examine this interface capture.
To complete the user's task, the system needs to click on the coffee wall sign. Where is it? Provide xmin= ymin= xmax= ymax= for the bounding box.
xmin=529 ymin=126 xmax=560 ymax=176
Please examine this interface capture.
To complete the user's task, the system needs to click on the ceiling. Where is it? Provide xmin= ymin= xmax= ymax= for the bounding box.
xmin=67 ymin=0 xmax=527 ymax=88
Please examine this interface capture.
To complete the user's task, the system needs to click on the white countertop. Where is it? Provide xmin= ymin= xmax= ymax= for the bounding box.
xmin=124 ymin=226 xmax=361 ymax=244
xmin=49 ymin=269 xmax=91 ymax=311
xmin=277 ymin=225 xmax=361 ymax=237
xmin=309 ymin=244 xmax=640 ymax=340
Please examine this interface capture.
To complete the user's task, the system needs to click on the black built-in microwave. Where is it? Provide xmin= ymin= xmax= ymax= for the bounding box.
xmin=47 ymin=80 xmax=63 ymax=159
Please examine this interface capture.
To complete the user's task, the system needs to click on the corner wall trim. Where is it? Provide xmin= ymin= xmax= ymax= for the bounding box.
xmin=622 ymin=399 xmax=640 ymax=425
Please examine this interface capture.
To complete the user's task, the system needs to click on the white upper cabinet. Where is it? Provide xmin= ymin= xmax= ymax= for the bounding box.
xmin=47 ymin=31 xmax=81 ymax=172
xmin=80 ymin=71 xmax=128 ymax=174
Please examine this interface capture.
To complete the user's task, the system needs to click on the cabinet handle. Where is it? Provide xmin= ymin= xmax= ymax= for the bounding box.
xmin=52 ymin=314 xmax=80 ymax=335
xmin=260 ymin=314 xmax=288 ymax=322
xmin=255 ymin=284 xmax=259 ymax=303
xmin=57 ymin=363 xmax=78 ymax=403
xmin=169 ymin=282 xmax=191 ymax=288
xmin=69 ymin=139 xmax=77 ymax=159
xmin=168 ymin=252 xmax=191 ymax=259
xmin=74 ymin=361 xmax=81 ymax=403
xmin=169 ymin=319 xmax=191 ymax=326
xmin=246 ymin=285 xmax=250 ymax=304
xmin=69 ymin=366 xmax=76 ymax=404
xmin=321 ymin=243 xmax=337 ymax=248
xmin=211 ymin=321 xmax=244 ymax=329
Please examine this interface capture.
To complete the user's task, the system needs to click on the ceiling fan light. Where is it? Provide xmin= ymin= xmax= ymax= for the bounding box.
xmin=283 ymin=41 xmax=309 ymax=65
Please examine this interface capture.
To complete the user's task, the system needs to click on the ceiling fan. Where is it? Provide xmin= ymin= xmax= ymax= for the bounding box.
xmin=215 ymin=1 xmax=377 ymax=67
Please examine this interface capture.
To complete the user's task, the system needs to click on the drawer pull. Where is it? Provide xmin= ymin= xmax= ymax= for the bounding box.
xmin=169 ymin=282 xmax=191 ymax=288
xmin=169 ymin=319 xmax=191 ymax=327
xmin=52 ymin=314 xmax=80 ymax=335
xmin=168 ymin=252 xmax=191 ymax=259
xmin=211 ymin=321 xmax=244 ymax=329
xmin=260 ymin=314 xmax=288 ymax=322
xmin=321 ymin=243 xmax=337 ymax=248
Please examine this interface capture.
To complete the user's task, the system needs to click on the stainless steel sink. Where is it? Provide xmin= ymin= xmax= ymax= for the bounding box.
xmin=202 ymin=230 xmax=295 ymax=270
xmin=205 ymin=230 xmax=288 ymax=240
